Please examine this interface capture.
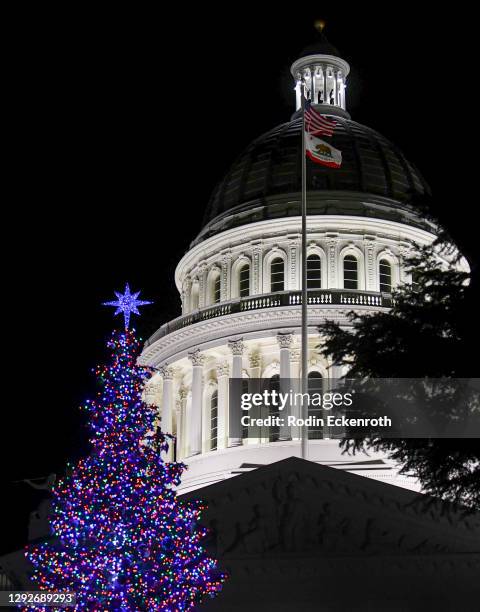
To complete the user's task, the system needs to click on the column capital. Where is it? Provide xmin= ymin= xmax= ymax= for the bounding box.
xmin=159 ymin=365 xmax=174 ymax=380
xmin=228 ymin=338 xmax=244 ymax=356
xmin=188 ymin=348 xmax=206 ymax=367
xmin=216 ymin=361 xmax=230 ymax=378
xmin=178 ymin=386 xmax=188 ymax=402
xmin=248 ymin=352 xmax=262 ymax=369
xmin=277 ymin=332 xmax=294 ymax=350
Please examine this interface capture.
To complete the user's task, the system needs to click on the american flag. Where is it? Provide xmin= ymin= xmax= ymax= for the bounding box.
xmin=305 ymin=101 xmax=336 ymax=137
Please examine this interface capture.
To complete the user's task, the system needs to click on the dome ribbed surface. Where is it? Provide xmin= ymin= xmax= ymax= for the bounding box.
xmin=206 ymin=117 xmax=427 ymax=213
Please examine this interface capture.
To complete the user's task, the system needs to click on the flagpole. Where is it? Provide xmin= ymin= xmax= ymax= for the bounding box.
xmin=300 ymin=84 xmax=308 ymax=460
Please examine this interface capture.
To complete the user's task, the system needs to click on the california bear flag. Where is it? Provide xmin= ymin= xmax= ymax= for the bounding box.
xmin=305 ymin=131 xmax=342 ymax=168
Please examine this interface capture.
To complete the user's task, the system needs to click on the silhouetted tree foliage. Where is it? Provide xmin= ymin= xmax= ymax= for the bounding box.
xmin=319 ymin=234 xmax=480 ymax=511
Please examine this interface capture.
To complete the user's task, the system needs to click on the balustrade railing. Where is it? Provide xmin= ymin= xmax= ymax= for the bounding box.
xmin=146 ymin=289 xmax=392 ymax=345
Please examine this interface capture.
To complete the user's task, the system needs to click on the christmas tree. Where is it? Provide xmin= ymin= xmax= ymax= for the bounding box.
xmin=26 ymin=285 xmax=226 ymax=610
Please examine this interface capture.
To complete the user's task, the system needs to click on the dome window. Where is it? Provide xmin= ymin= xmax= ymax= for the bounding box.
xmin=307 ymin=254 xmax=322 ymax=289
xmin=207 ymin=270 xmax=222 ymax=305
xmin=379 ymin=259 xmax=392 ymax=293
xmin=212 ymin=275 xmax=221 ymax=304
xmin=343 ymin=255 xmax=358 ymax=290
xmin=270 ymin=258 xmax=285 ymax=293
xmin=239 ymin=263 xmax=250 ymax=298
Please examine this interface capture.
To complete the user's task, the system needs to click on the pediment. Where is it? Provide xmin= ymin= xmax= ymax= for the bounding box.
xmin=181 ymin=457 xmax=480 ymax=559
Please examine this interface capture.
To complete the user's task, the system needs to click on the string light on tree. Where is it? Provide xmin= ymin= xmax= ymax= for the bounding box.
xmin=26 ymin=289 xmax=226 ymax=610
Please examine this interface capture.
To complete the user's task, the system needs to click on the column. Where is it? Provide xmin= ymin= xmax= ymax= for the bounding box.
xmin=295 ymin=78 xmax=301 ymax=110
xmin=251 ymin=240 xmax=263 ymax=295
xmin=290 ymin=347 xmax=301 ymax=439
xmin=181 ymin=278 xmax=191 ymax=314
xmin=364 ymin=237 xmax=376 ymax=291
xmin=277 ymin=332 xmax=293 ymax=440
xmin=159 ymin=365 xmax=174 ymax=459
xmin=228 ymin=338 xmax=244 ymax=446
xmin=287 ymin=236 xmax=300 ymax=290
xmin=328 ymin=66 xmax=335 ymax=104
xmin=188 ymin=349 xmax=205 ymax=456
xmin=320 ymin=66 xmax=326 ymax=103
xmin=337 ymin=71 xmax=344 ymax=108
xmin=326 ymin=234 xmax=338 ymax=288
xmin=216 ymin=362 xmax=230 ymax=450
xmin=221 ymin=250 xmax=232 ymax=302
xmin=198 ymin=263 xmax=207 ymax=308
xmin=176 ymin=386 xmax=188 ymax=460
xmin=246 ymin=352 xmax=262 ymax=445
xmin=203 ymin=381 xmax=216 ymax=453
xmin=310 ymin=65 xmax=315 ymax=102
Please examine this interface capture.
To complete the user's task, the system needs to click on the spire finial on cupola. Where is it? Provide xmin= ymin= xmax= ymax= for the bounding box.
xmin=290 ymin=21 xmax=350 ymax=119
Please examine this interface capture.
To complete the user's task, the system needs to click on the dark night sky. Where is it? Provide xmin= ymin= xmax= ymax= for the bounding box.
xmin=3 ymin=7 xmax=478 ymax=552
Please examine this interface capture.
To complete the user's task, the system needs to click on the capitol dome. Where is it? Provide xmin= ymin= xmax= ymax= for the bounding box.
xmin=196 ymin=117 xmax=430 ymax=245
xmin=140 ymin=26 xmax=445 ymax=494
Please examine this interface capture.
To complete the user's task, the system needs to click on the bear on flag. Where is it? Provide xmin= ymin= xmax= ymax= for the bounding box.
xmin=305 ymin=131 xmax=342 ymax=168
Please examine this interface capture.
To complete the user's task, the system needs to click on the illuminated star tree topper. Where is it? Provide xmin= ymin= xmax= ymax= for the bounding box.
xmin=102 ymin=283 xmax=153 ymax=328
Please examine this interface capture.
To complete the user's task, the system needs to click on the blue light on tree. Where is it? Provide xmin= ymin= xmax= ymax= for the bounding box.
xmin=26 ymin=291 xmax=227 ymax=609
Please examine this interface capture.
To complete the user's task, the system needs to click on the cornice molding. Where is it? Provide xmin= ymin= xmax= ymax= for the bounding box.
xmin=139 ymin=305 xmax=380 ymax=368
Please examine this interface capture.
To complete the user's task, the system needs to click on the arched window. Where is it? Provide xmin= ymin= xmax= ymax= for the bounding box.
xmin=208 ymin=270 xmax=221 ymax=305
xmin=239 ymin=263 xmax=250 ymax=298
xmin=308 ymin=371 xmax=323 ymax=440
xmin=210 ymin=390 xmax=218 ymax=451
xmin=209 ymin=273 xmax=221 ymax=304
xmin=307 ymin=254 xmax=322 ymax=289
xmin=268 ymin=375 xmax=280 ymax=441
xmin=343 ymin=255 xmax=358 ymax=290
xmin=379 ymin=259 xmax=392 ymax=293
xmin=270 ymin=258 xmax=285 ymax=293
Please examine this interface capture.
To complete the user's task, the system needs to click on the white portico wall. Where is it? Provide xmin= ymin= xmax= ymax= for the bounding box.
xmin=141 ymin=332 xmax=421 ymax=493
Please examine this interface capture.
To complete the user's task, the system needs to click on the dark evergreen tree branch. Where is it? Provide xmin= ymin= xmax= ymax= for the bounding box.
xmin=319 ymin=237 xmax=479 ymax=511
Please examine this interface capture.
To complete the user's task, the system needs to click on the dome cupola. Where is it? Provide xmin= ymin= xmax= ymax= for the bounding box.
xmin=291 ymin=21 xmax=350 ymax=119
xmin=192 ymin=22 xmax=430 ymax=247
xmin=140 ymin=24 xmax=443 ymax=492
